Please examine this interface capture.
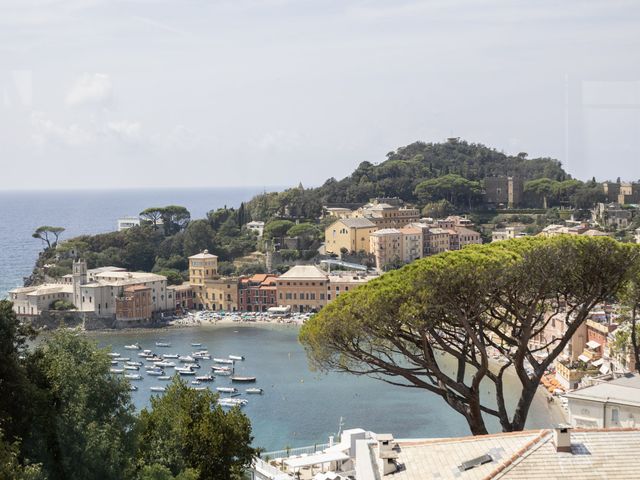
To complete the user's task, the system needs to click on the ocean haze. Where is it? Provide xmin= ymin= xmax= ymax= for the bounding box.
xmin=1 ymin=0 xmax=639 ymax=189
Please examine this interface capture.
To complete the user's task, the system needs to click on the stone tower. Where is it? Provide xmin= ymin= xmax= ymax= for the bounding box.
xmin=72 ymin=259 xmax=87 ymax=308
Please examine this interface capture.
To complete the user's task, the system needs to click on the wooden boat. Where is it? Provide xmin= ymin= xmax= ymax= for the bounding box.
xmin=231 ymin=376 xmax=256 ymax=383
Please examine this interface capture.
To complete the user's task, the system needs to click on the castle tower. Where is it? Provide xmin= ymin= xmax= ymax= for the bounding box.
xmin=72 ymin=259 xmax=87 ymax=308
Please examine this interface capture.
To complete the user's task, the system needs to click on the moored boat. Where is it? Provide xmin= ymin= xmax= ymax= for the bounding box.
xmin=191 ymin=380 xmax=201 ymax=385
xmin=155 ymin=342 xmax=171 ymax=347
xmin=150 ymin=386 xmax=166 ymax=392
xmin=123 ymin=365 xmax=139 ymax=371
xmin=124 ymin=373 xmax=142 ymax=380
xmin=195 ymin=375 xmax=214 ymax=382
xmin=107 ymin=352 xmax=121 ymax=358
xmin=231 ymin=376 xmax=256 ymax=383
xmin=156 ymin=361 xmax=175 ymax=368
xmin=110 ymin=368 xmax=124 ymax=373
xmin=246 ymin=388 xmax=263 ymax=394
xmin=191 ymin=343 xmax=202 ymax=347
xmin=216 ymin=387 xmax=237 ymax=393
xmin=218 ymin=398 xmax=247 ymax=407
xmin=213 ymin=357 xmax=234 ymax=364
xmin=179 ymin=355 xmax=196 ymax=363
xmin=162 ymin=353 xmax=179 ymax=359
xmin=126 ymin=361 xmax=143 ymax=366
xmin=229 ymin=355 xmax=244 ymax=361
xmin=129 ymin=385 xmax=138 ymax=391
xmin=147 ymin=370 xmax=164 ymax=376
xmin=124 ymin=343 xmax=141 ymax=350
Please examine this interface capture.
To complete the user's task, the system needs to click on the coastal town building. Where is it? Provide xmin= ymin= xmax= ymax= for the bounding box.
xmin=238 ymin=274 xmax=278 ymax=312
xmin=399 ymin=226 xmax=423 ymax=264
xmin=492 ymin=225 xmax=527 ymax=242
xmin=246 ymin=221 xmax=265 ymax=237
xmin=115 ymin=285 xmax=152 ymax=322
xmin=566 ymin=373 xmax=640 ymax=428
xmin=276 ymin=265 xmax=328 ymax=313
xmin=326 ymin=272 xmax=378 ymax=302
xmin=539 ymin=224 xmax=609 ymax=238
xmin=117 ymin=216 xmax=141 ymax=231
xmin=252 ymin=426 xmax=640 ymax=479
xmin=354 ymin=201 xmax=421 ymax=229
xmin=603 ymin=180 xmax=640 ymax=205
xmin=10 ymin=260 xmax=173 ymax=322
xmin=168 ymin=283 xmax=195 ymax=312
xmin=325 ymin=218 xmax=377 ymax=255
xmin=369 ymin=228 xmax=402 ymax=270
xmin=484 ymin=176 xmax=523 ymax=208
xmin=591 ymin=203 xmax=634 ymax=229
xmin=189 ymin=250 xmax=239 ymax=311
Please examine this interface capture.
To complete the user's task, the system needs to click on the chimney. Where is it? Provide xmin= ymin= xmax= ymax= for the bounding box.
xmin=553 ymin=425 xmax=573 ymax=453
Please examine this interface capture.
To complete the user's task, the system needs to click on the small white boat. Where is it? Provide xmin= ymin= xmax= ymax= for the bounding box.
xmin=229 ymin=355 xmax=244 ymax=361
xmin=216 ymin=387 xmax=237 ymax=393
xmin=124 ymin=365 xmax=139 ymax=371
xmin=130 ymin=385 xmax=138 ymax=391
xmin=138 ymin=352 xmax=150 ymax=358
xmin=143 ymin=349 xmax=152 ymax=354
xmin=116 ymin=357 xmax=131 ymax=362
xmin=212 ymin=370 xmax=232 ymax=376
xmin=110 ymin=360 xmax=118 ymax=365
xmin=177 ymin=370 xmax=196 ymax=376
xmin=218 ymin=398 xmax=247 ymax=407
xmin=107 ymin=352 xmax=121 ymax=358
xmin=126 ymin=361 xmax=143 ymax=366
xmin=158 ymin=376 xmax=171 ymax=380
xmin=191 ymin=343 xmax=202 ymax=347
xmin=183 ymin=363 xmax=201 ymax=369
xmin=192 ymin=352 xmax=211 ymax=360
xmin=162 ymin=353 xmax=179 ymax=359
xmin=150 ymin=386 xmax=166 ymax=392
xmin=124 ymin=343 xmax=141 ymax=350
xmin=155 ymin=342 xmax=171 ymax=348
xmin=213 ymin=358 xmax=234 ymax=364
xmin=192 ymin=386 xmax=207 ymax=391
xmin=246 ymin=388 xmax=263 ymax=394
xmin=191 ymin=380 xmax=201 ymax=385
xmin=179 ymin=355 xmax=196 ymax=363
xmin=195 ymin=375 xmax=214 ymax=382
xmin=231 ymin=376 xmax=256 ymax=383
xmin=147 ymin=370 xmax=164 ymax=376
xmin=156 ymin=361 xmax=175 ymax=368
xmin=110 ymin=368 xmax=124 ymax=374
xmin=124 ymin=374 xmax=142 ymax=380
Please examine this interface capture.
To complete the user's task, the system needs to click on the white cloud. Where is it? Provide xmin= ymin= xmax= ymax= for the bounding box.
xmin=31 ymin=111 xmax=95 ymax=147
xmin=106 ymin=120 xmax=142 ymax=143
xmin=65 ymin=73 xmax=112 ymax=107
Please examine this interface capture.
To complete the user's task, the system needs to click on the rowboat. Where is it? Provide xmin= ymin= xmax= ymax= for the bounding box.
xmin=231 ymin=376 xmax=256 ymax=383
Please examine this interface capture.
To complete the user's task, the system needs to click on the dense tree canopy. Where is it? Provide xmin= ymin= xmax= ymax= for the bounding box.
xmin=300 ymin=236 xmax=640 ymax=435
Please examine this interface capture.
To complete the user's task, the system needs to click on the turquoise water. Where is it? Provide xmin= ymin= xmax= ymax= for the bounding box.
xmin=93 ymin=324 xmax=558 ymax=451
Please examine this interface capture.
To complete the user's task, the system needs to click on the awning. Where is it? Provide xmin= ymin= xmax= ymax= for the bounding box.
xmin=592 ymin=358 xmax=604 ymax=366
xmin=586 ymin=340 xmax=601 ymax=349
xmin=599 ymin=363 xmax=611 ymax=375
xmin=284 ymin=452 xmax=350 ymax=469
xmin=578 ymin=354 xmax=590 ymax=363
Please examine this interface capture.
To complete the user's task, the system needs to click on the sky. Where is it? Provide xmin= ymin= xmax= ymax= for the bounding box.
xmin=1 ymin=0 xmax=639 ymax=190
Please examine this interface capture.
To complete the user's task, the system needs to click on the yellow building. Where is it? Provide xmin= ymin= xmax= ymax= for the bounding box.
xmin=276 ymin=265 xmax=329 ymax=313
xmin=324 ymin=218 xmax=377 ymax=255
xmin=189 ymin=250 xmax=239 ymax=311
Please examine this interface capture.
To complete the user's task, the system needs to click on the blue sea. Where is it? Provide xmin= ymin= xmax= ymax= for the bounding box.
xmin=0 ymin=188 xmax=559 ymax=451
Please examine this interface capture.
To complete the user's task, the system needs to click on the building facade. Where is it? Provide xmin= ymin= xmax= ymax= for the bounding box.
xmin=238 ymin=274 xmax=278 ymax=312
xmin=324 ymin=218 xmax=377 ymax=255
xmin=276 ymin=265 xmax=328 ymax=313
xmin=189 ymin=250 xmax=239 ymax=311
xmin=484 ymin=176 xmax=523 ymax=207
xmin=369 ymin=228 xmax=402 ymax=270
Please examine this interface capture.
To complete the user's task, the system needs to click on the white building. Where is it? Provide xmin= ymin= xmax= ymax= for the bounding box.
xmin=492 ymin=225 xmax=526 ymax=242
xmin=565 ymin=373 xmax=640 ymax=428
xmin=636 ymin=227 xmax=640 ymax=244
xmin=247 ymin=221 xmax=265 ymax=237
xmin=252 ymin=426 xmax=640 ymax=479
xmin=117 ymin=216 xmax=141 ymax=231
xmin=10 ymin=260 xmax=173 ymax=319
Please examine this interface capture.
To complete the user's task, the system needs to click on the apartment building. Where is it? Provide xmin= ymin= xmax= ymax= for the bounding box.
xmin=238 ymin=274 xmax=277 ymax=312
xmin=324 ymin=217 xmax=377 ymax=255
xmin=369 ymin=228 xmax=402 ymax=270
xmin=326 ymin=272 xmax=378 ymax=302
xmin=399 ymin=226 xmax=423 ymax=263
xmin=492 ymin=225 xmax=527 ymax=242
xmin=276 ymin=265 xmax=328 ymax=313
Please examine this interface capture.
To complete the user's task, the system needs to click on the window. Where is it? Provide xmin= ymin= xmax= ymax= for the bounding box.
xmin=320 ymin=293 xmax=325 ymax=300
xmin=612 ymin=408 xmax=620 ymax=423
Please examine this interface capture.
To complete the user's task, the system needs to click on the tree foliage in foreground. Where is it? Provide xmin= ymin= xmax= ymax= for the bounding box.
xmin=0 ymin=301 xmax=256 ymax=480
xmin=137 ymin=377 xmax=255 ymax=480
xmin=300 ymin=236 xmax=640 ymax=434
